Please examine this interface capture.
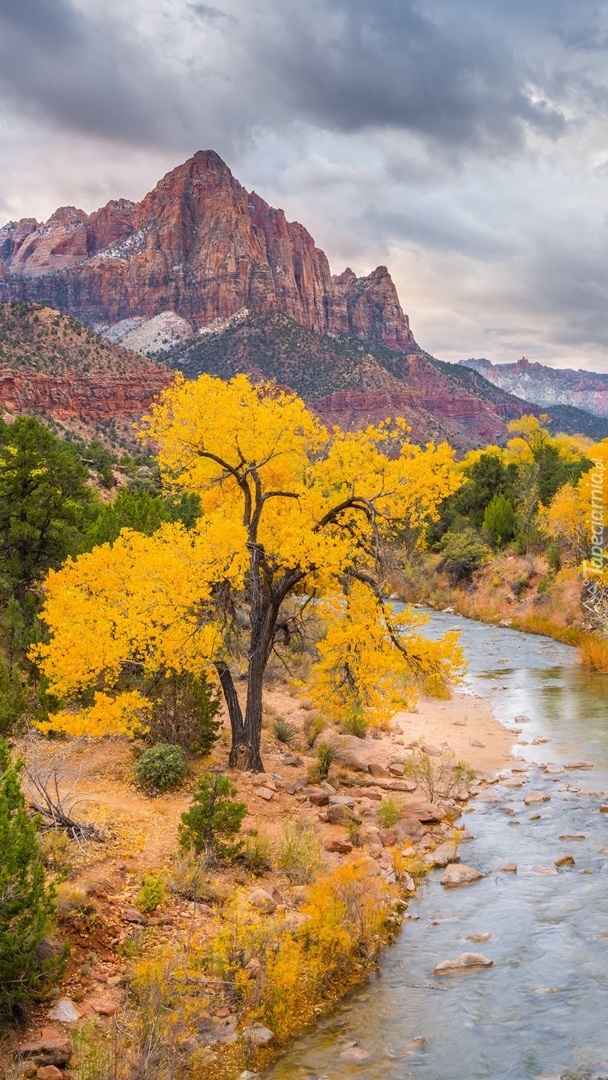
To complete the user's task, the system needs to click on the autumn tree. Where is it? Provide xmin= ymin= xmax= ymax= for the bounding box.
xmin=34 ymin=375 xmax=463 ymax=771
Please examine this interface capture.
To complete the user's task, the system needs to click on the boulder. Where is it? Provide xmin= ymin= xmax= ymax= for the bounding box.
xmin=554 ymin=854 xmax=575 ymax=867
xmin=47 ymin=998 xmax=82 ymax=1023
xmin=378 ymin=828 xmax=398 ymax=847
xmin=324 ymin=804 xmax=353 ymax=824
xmin=434 ymin=952 xmax=493 ymax=974
xmin=90 ymin=999 xmax=117 ymax=1016
xmin=389 ymin=763 xmax=405 ymax=776
xmin=252 ymin=774 xmax=276 ymax=788
xmin=424 ymin=842 xmax=459 ymax=868
xmin=281 ymin=755 xmax=303 ymax=767
xmin=241 ymin=1023 xmax=275 ymax=1047
xmin=325 ymin=838 xmax=353 ymax=854
xmin=329 ymin=795 xmax=356 ymax=808
xmin=19 ymin=1030 xmax=73 ymax=1068
xmin=524 ymin=791 xmax=550 ymax=805
xmin=249 ymin=889 xmax=277 ymax=914
xmin=564 ymin=761 xmax=593 ymax=769
xmin=304 ymin=788 xmax=330 ymax=806
xmin=368 ymin=762 xmax=390 ymax=778
xmin=36 ymin=1068 xmax=63 ymax=1080
xmin=496 ymin=862 xmax=517 ymax=873
xmin=255 ymin=786 xmax=275 ymax=801
xmin=440 ymin=864 xmax=484 ymax=887
xmin=403 ymin=801 xmax=444 ymax=823
xmin=278 ymin=780 xmax=300 ymax=796
xmin=394 ymin=816 xmax=425 ymax=841
xmin=339 ymin=1044 xmax=370 ymax=1061
xmin=466 ymin=932 xmax=491 ymax=943
xmin=123 ymin=907 xmax=147 ymax=925
xmin=532 ymin=865 xmax=559 ymax=876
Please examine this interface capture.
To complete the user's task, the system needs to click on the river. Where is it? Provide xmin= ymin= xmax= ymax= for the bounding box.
xmin=266 ymin=610 xmax=608 ymax=1080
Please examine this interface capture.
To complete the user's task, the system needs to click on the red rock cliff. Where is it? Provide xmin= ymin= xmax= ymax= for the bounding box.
xmin=0 ymin=152 xmax=417 ymax=351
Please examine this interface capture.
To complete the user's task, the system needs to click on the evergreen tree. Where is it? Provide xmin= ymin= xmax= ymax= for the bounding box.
xmin=179 ymin=772 xmax=247 ymax=860
xmin=0 ymin=416 xmax=95 ymax=603
xmin=483 ymin=493 xmax=516 ymax=547
xmin=0 ymin=739 xmax=64 ymax=1017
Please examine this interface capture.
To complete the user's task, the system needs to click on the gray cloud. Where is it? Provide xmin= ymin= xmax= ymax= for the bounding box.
xmin=0 ymin=0 xmax=593 ymax=157
xmin=0 ymin=0 xmax=608 ymax=371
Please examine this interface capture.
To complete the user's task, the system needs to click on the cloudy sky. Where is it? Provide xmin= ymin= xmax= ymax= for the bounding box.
xmin=1 ymin=0 xmax=607 ymax=370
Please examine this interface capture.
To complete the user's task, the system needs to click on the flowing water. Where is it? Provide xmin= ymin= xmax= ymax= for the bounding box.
xmin=266 ymin=611 xmax=608 ymax=1080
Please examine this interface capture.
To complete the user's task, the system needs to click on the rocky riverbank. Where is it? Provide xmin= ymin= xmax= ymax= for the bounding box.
xmin=2 ymin=681 xmax=515 ymax=1080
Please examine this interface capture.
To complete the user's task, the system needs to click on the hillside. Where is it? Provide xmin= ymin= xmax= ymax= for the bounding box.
xmin=163 ymin=310 xmax=539 ymax=449
xmin=0 ymin=301 xmax=172 ymax=444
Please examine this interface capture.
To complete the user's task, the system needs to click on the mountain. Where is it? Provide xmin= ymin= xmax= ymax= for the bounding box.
xmin=158 ymin=309 xmax=548 ymax=448
xmin=461 ymin=356 xmax=608 ymax=421
xmin=0 ymin=150 xmax=416 ymax=352
xmin=1 ymin=151 xmax=606 ymax=449
xmin=0 ymin=301 xmax=172 ymax=444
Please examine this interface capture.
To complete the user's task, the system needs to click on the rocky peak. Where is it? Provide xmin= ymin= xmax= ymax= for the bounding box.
xmin=45 ymin=206 xmax=89 ymax=228
xmin=332 ymin=267 xmax=357 ymax=285
xmin=0 ymin=150 xmax=418 ymax=352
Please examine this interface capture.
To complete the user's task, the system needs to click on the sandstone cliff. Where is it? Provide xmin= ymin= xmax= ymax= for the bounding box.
xmin=0 ymin=151 xmax=417 ymax=351
xmin=0 ymin=302 xmax=173 ymax=438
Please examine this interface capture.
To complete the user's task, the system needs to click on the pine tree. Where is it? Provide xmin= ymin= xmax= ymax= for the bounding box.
xmin=0 ymin=739 xmax=64 ymax=1017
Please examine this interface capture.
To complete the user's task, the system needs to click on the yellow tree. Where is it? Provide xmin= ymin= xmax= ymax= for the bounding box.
xmin=35 ymin=374 xmax=463 ymax=771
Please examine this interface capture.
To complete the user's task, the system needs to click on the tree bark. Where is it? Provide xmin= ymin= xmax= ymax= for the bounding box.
xmin=214 ymin=661 xmax=246 ymax=767
xmin=243 ymin=644 xmax=267 ymax=772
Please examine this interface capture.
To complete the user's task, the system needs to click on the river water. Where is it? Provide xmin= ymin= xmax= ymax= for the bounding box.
xmin=266 ymin=611 xmax=608 ymax=1080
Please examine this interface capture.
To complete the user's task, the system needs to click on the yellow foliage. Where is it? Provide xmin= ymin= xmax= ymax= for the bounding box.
xmin=34 ymin=374 xmax=463 ymax=741
xmin=202 ymin=859 xmax=397 ymax=1043
xmin=308 ymin=582 xmax=463 ymax=725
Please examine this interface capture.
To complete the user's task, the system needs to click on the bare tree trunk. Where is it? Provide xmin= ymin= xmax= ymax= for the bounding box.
xmin=214 ymin=661 xmax=246 ymax=767
xmin=243 ymin=645 xmax=266 ymax=772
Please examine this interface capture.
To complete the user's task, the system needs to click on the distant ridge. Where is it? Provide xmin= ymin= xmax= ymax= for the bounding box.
xmin=461 ymin=356 xmax=608 ymax=421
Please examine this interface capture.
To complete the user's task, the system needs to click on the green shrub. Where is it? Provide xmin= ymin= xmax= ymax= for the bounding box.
xmin=0 ymin=659 xmax=27 ymax=737
xmin=273 ymin=719 xmax=297 ymax=745
xmin=315 ymin=740 xmax=335 ymax=780
xmin=276 ymin=818 xmax=324 ymax=883
xmin=136 ymin=874 xmax=167 ymax=914
xmin=133 ymin=744 xmax=186 ymax=794
xmin=38 ymin=830 xmax=73 ymax=874
xmin=0 ymin=739 xmax=66 ymax=1017
xmin=243 ymin=831 xmax=273 ymax=874
xmin=483 ymin=494 xmax=516 ymax=547
xmin=179 ymin=772 xmax=247 ymax=862
xmin=437 ymin=527 xmax=491 ymax=584
xmin=303 ymin=713 xmax=324 ymax=747
xmin=341 ymin=708 xmax=369 ymax=738
xmin=377 ymin=796 xmax=402 ymax=828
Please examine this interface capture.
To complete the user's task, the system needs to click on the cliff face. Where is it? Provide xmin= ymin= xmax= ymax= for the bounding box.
xmin=461 ymin=356 xmax=608 ymax=419
xmin=0 ymin=302 xmax=173 ymax=433
xmin=0 ymin=151 xmax=417 ymax=351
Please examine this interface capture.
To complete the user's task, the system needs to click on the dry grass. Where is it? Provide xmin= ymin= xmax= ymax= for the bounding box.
xmin=578 ymin=632 xmax=608 ymax=672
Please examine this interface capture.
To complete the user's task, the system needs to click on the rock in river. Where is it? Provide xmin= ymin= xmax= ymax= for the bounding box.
xmin=440 ymin=864 xmax=484 ymax=887
xmin=434 ymin=952 xmax=493 ymax=974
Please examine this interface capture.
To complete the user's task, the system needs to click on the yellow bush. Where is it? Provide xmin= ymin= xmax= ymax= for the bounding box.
xmin=202 ymin=860 xmax=397 ymax=1044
